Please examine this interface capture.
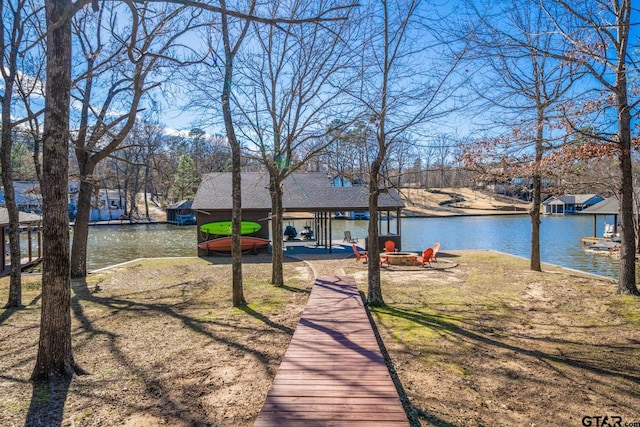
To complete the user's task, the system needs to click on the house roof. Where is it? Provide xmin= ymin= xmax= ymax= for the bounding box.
xmin=192 ymin=172 xmax=405 ymax=212
xmin=167 ymin=200 xmax=193 ymax=210
xmin=0 ymin=208 xmax=43 ymax=225
xmin=543 ymin=194 xmax=602 ymax=205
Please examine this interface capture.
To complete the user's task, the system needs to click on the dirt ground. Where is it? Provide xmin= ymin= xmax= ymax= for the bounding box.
xmin=1 ymin=252 xmax=639 ymax=426
xmin=400 ymin=188 xmax=530 ymax=217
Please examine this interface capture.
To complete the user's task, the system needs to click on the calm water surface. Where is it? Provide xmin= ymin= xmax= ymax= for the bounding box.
xmin=84 ymin=215 xmax=620 ymax=279
xmin=85 ymin=224 xmax=198 ymax=271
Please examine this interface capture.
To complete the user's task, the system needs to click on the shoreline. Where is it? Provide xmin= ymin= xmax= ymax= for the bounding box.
xmin=284 ymin=210 xmax=531 ymax=221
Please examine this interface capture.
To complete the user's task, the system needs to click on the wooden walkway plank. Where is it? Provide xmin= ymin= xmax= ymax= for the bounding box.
xmin=254 ymin=275 xmax=409 ymax=426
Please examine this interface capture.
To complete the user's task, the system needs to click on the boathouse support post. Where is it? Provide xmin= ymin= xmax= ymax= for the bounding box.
xmin=1 ymin=227 xmax=5 ymax=275
xmin=324 ymin=212 xmax=328 ymax=249
xmin=329 ymin=214 xmax=332 ymax=254
xmin=386 ymin=210 xmax=391 ymax=234
xmin=28 ymin=227 xmax=32 ymax=262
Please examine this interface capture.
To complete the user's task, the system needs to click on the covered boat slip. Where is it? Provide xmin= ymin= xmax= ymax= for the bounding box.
xmin=191 ymin=172 xmax=405 ymax=255
xmin=282 ymin=210 xmax=402 ymax=255
xmin=578 ymin=197 xmax=640 ymax=243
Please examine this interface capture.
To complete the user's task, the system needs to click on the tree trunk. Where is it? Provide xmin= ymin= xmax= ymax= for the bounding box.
xmin=221 ymin=9 xmax=246 ymax=306
xmin=70 ymin=178 xmax=94 ymax=278
xmin=367 ymin=188 xmax=384 ymax=306
xmin=270 ymin=173 xmax=284 ymax=286
xmin=614 ymin=41 xmax=639 ymax=295
xmin=1 ymin=90 xmax=23 ymax=308
xmin=367 ymin=156 xmax=384 ymax=306
xmin=530 ymin=174 xmax=542 ymax=272
xmin=144 ymin=165 xmax=150 ymax=221
xmin=230 ymin=144 xmax=246 ymax=306
xmin=617 ymin=106 xmax=638 ymax=295
xmin=530 ymin=109 xmax=544 ymax=272
xmin=31 ymin=0 xmax=80 ymax=381
xmin=1 ymin=11 xmax=23 ymax=307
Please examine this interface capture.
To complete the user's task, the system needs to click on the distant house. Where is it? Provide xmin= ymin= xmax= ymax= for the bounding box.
xmin=2 ymin=181 xmax=128 ymax=222
xmin=166 ymin=200 xmax=196 ymax=225
xmin=0 ymin=181 xmax=42 ymax=212
xmin=331 ymin=176 xmax=351 ymax=187
xmin=68 ymin=185 xmax=126 ymax=222
xmin=542 ymin=194 xmax=604 ymax=215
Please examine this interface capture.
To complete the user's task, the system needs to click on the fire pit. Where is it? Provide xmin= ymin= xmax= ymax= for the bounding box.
xmin=381 ymin=252 xmax=417 ymax=266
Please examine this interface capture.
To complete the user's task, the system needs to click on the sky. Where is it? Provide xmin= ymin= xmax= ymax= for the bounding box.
xmin=3 ymin=1 xmax=640 ymax=146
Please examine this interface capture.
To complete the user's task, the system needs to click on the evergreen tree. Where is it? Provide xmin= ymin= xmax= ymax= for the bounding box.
xmin=170 ymin=154 xmax=200 ymax=201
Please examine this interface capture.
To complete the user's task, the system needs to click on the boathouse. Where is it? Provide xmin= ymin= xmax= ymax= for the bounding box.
xmin=1 ymin=208 xmax=43 ymax=276
xmin=166 ymin=200 xmax=196 ymax=225
xmin=542 ymin=194 xmax=604 ymax=215
xmin=191 ymin=172 xmax=405 ymax=255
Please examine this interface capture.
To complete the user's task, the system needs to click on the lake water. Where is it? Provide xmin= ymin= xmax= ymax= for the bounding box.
xmin=82 ymin=214 xmax=621 ymax=280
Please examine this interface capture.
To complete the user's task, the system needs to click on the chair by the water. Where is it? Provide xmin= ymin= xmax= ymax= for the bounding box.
xmin=432 ymin=242 xmax=440 ymax=262
xmin=383 ymin=240 xmax=398 ymax=252
xmin=344 ymin=230 xmax=358 ymax=243
xmin=415 ymin=248 xmax=434 ymax=268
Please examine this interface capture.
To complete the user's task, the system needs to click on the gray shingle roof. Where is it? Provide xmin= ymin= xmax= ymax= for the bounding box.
xmin=166 ymin=200 xmax=193 ymax=210
xmin=579 ymin=196 xmax=640 ymax=215
xmin=543 ymin=194 xmax=602 ymax=205
xmin=0 ymin=208 xmax=43 ymax=225
xmin=192 ymin=172 xmax=404 ymax=211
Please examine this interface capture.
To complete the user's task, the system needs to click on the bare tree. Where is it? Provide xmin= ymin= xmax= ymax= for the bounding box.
xmin=30 ymin=0 xmax=81 ymax=382
xmin=353 ymin=0 xmax=467 ymax=306
xmin=105 ymin=119 xmax=166 ymax=219
xmin=30 ymin=0 xmax=356 ymax=381
xmin=69 ymin=2 xmax=204 ymax=278
xmin=136 ymin=119 xmax=166 ymax=219
xmin=431 ymin=134 xmax=454 ymax=188
xmin=233 ymin=0 xmax=354 ymax=286
xmin=461 ymin=0 xmax=580 ymax=271
xmin=151 ymin=132 xmax=185 ymax=203
xmin=0 ymin=0 xmax=44 ymax=308
xmin=541 ymin=0 xmax=639 ymax=295
xmin=1 ymin=0 xmax=27 ymax=308
xmin=219 ymin=0 xmax=255 ymax=306
xmin=387 ymin=135 xmax=414 ymax=188
xmin=322 ymin=120 xmax=370 ymax=182
xmin=187 ymin=0 xmax=353 ymax=301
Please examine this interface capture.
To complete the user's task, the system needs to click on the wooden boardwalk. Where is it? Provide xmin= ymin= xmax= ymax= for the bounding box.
xmin=254 ymin=275 xmax=409 ymax=427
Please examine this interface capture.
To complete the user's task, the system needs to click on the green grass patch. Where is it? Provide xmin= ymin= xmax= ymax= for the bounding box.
xmin=613 ymin=295 xmax=640 ymax=325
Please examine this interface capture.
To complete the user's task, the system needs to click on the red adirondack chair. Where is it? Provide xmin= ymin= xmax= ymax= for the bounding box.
xmin=415 ymin=248 xmax=434 ymax=268
xmin=383 ymin=240 xmax=397 ymax=252
xmin=352 ymin=244 xmax=368 ymax=263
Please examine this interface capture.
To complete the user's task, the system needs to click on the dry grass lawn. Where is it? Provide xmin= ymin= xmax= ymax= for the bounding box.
xmin=347 ymin=251 xmax=640 ymax=426
xmin=1 ymin=251 xmax=639 ymax=426
xmin=0 ymin=256 xmax=314 ymax=427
